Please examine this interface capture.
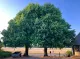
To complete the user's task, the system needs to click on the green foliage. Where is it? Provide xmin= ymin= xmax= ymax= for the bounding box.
xmin=33 ymin=3 xmax=75 ymax=48
xmin=66 ymin=50 xmax=72 ymax=57
xmin=0 ymin=50 xmax=12 ymax=58
xmin=1 ymin=3 xmax=75 ymax=49
xmin=0 ymin=41 xmax=3 ymax=50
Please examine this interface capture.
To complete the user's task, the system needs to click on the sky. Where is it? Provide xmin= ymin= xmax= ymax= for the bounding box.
xmin=0 ymin=0 xmax=80 ymax=38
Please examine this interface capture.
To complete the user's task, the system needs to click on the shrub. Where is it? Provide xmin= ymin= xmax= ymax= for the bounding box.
xmin=0 ymin=41 xmax=3 ymax=50
xmin=0 ymin=50 xmax=12 ymax=58
xmin=66 ymin=50 xmax=72 ymax=57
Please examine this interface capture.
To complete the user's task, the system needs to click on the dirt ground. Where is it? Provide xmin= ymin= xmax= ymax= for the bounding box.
xmin=1 ymin=47 xmax=72 ymax=59
xmin=4 ymin=56 xmax=80 ymax=59
xmin=3 ymin=56 xmax=71 ymax=59
xmin=2 ymin=47 xmax=72 ymax=55
xmin=1 ymin=47 xmax=80 ymax=59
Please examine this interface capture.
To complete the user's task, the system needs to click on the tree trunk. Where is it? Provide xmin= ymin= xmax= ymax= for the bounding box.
xmin=72 ymin=46 xmax=75 ymax=55
xmin=24 ymin=45 xmax=29 ymax=56
xmin=44 ymin=47 xmax=48 ymax=56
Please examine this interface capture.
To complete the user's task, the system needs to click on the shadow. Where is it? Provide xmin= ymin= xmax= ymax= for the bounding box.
xmin=3 ymin=56 xmax=71 ymax=59
xmin=3 ymin=56 xmax=40 ymax=59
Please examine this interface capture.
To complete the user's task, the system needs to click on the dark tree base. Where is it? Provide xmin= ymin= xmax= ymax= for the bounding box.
xmin=23 ymin=54 xmax=29 ymax=57
xmin=44 ymin=54 xmax=48 ymax=57
xmin=44 ymin=47 xmax=48 ymax=57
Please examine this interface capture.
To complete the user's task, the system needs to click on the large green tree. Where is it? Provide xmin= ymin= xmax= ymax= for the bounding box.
xmin=1 ymin=3 xmax=41 ymax=56
xmin=1 ymin=3 xmax=75 ymax=56
xmin=33 ymin=3 xmax=75 ymax=56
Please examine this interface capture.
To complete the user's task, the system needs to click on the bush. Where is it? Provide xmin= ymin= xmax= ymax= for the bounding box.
xmin=66 ymin=50 xmax=72 ymax=57
xmin=0 ymin=41 xmax=3 ymax=50
xmin=0 ymin=50 xmax=12 ymax=58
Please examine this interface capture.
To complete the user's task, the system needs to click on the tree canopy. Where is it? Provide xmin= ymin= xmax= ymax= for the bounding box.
xmin=1 ymin=3 xmax=75 ymax=56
